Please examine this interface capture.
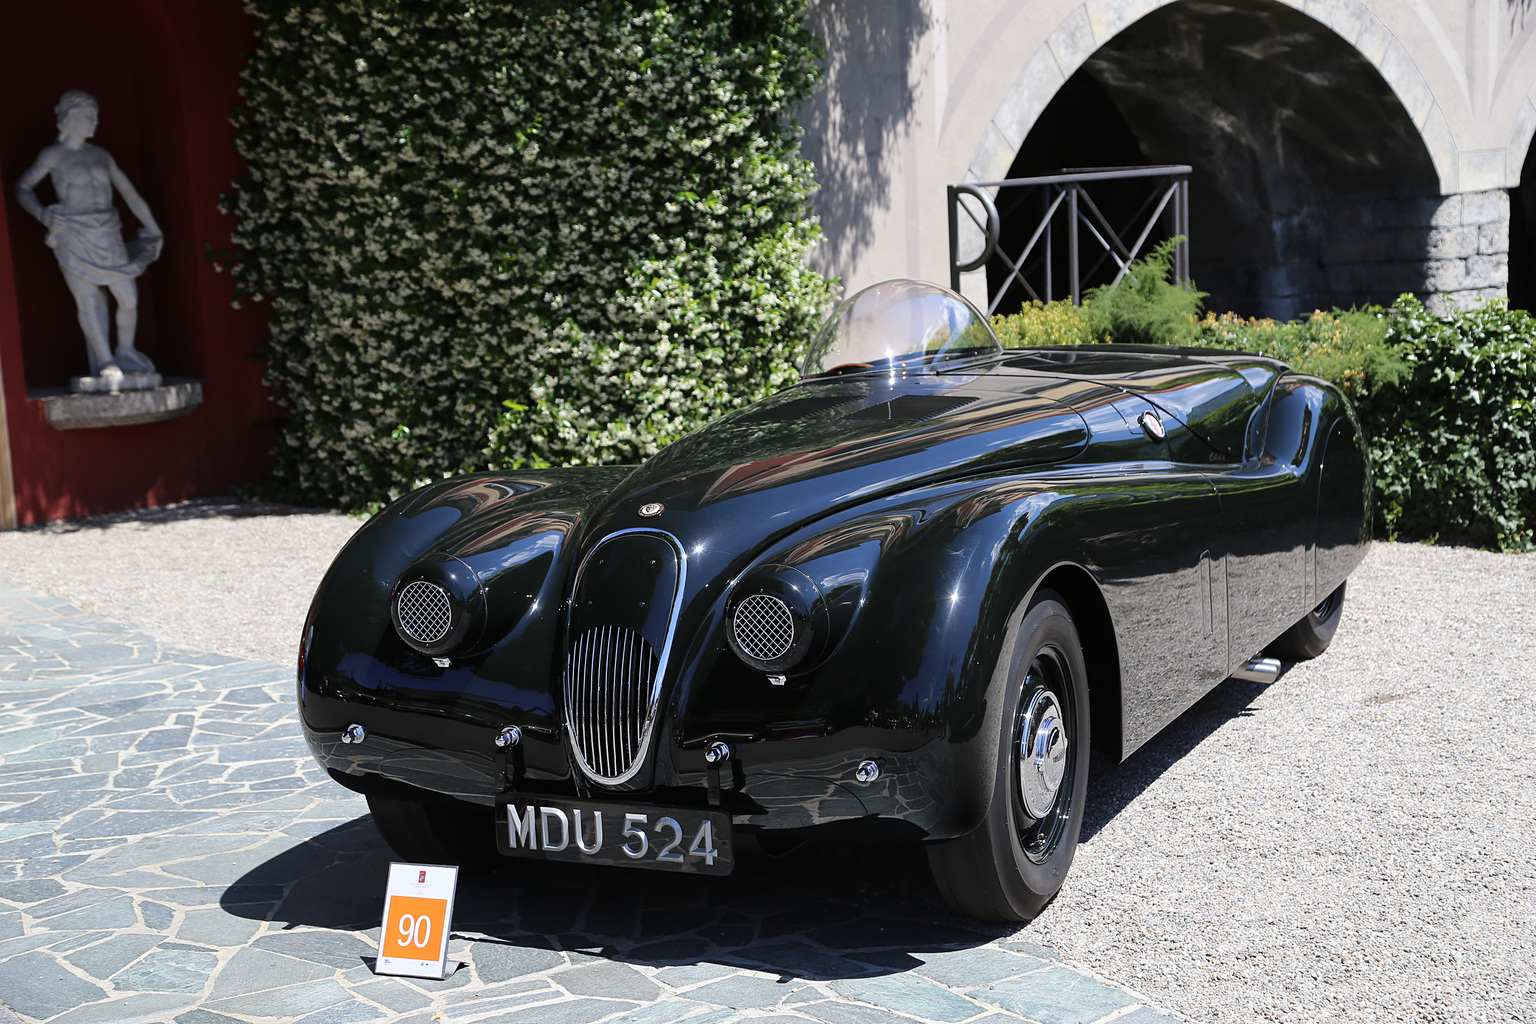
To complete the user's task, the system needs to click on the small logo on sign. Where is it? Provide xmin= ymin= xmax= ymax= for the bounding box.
xmin=418 ymin=870 xmax=426 ymax=883
xmin=638 ymin=502 xmax=664 ymax=517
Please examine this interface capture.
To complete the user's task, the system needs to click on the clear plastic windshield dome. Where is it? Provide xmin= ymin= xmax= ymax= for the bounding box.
xmin=800 ymin=279 xmax=1001 ymax=379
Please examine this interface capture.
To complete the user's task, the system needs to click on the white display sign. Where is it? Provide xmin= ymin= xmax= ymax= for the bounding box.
xmin=375 ymin=862 xmax=459 ymax=979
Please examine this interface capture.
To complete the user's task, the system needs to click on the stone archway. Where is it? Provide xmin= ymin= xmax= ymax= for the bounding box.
xmin=961 ymin=0 xmax=1502 ymax=318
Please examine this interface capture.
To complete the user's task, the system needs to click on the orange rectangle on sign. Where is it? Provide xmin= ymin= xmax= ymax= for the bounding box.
xmin=380 ymin=894 xmax=449 ymax=960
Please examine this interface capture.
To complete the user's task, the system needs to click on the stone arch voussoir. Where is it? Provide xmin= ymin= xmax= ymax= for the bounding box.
xmin=966 ymin=0 xmax=1457 ymax=195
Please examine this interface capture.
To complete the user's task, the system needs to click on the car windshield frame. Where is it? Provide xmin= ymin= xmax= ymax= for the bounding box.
xmin=800 ymin=279 xmax=1002 ymax=379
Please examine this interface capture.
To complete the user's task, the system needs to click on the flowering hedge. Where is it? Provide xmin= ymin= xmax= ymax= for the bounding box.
xmin=228 ymin=0 xmax=833 ymax=510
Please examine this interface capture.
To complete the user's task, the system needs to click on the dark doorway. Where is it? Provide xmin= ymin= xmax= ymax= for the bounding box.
xmin=1509 ymin=143 xmax=1536 ymax=312
xmin=983 ymin=75 xmax=1170 ymax=315
xmin=1002 ymin=0 xmax=1441 ymax=319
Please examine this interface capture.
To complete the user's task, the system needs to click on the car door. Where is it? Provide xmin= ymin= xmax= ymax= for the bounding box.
xmin=1203 ymin=377 xmax=1322 ymax=667
xmin=1069 ymin=390 xmax=1231 ymax=755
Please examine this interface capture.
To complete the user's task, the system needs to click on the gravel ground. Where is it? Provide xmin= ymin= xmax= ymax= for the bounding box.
xmin=0 ymin=500 xmax=1531 ymax=1023
xmin=0 ymin=498 xmax=361 ymax=663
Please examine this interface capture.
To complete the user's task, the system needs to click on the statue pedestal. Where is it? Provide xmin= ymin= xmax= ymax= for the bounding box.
xmin=35 ymin=379 xmax=203 ymax=430
xmin=70 ymin=372 xmax=163 ymax=393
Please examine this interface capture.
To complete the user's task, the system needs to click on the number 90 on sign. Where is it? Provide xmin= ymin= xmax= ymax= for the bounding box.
xmin=375 ymin=863 xmax=458 ymax=980
xmin=379 ymin=894 xmax=448 ymax=961
xmin=396 ymin=909 xmax=433 ymax=949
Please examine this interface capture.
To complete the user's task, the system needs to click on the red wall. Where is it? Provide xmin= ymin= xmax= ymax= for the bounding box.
xmin=0 ymin=0 xmax=275 ymax=525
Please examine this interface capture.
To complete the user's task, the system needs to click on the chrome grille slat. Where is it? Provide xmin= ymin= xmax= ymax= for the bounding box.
xmin=563 ymin=622 xmax=660 ymax=784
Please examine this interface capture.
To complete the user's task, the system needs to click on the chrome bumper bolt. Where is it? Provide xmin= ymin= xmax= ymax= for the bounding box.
xmin=494 ymin=726 xmax=522 ymax=749
xmin=341 ymin=723 xmax=366 ymax=745
xmin=854 ymin=759 xmax=882 ymax=783
xmin=704 ymin=741 xmax=733 ymax=765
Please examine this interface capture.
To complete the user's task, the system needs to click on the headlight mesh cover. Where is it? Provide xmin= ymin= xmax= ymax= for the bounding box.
xmin=396 ymin=580 xmax=452 ymax=645
xmin=732 ymin=593 xmax=796 ymax=662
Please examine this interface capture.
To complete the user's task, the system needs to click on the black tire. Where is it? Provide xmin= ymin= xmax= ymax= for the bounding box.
xmin=1264 ymin=582 xmax=1347 ymax=661
xmin=366 ymin=793 xmax=498 ymax=868
xmin=927 ymin=590 xmax=1090 ymax=922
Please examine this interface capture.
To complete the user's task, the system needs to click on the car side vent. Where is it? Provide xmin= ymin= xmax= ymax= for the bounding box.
xmin=735 ymin=395 xmax=858 ymax=424
xmin=849 ymin=394 xmax=977 ymax=422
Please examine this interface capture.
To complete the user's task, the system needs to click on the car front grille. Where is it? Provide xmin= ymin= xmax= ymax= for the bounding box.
xmin=561 ymin=530 xmax=684 ymax=786
xmin=563 ymin=625 xmax=659 ymax=783
xmin=396 ymin=580 xmax=452 ymax=645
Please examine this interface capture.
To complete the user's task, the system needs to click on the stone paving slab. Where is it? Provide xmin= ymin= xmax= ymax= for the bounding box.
xmin=0 ymin=582 xmax=1180 ymax=1024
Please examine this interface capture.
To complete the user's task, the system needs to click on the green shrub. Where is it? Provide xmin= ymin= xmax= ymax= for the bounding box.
xmin=989 ymin=298 xmax=1095 ymax=348
xmin=1360 ymin=296 xmax=1536 ymax=551
xmin=987 ymin=246 xmax=1535 ymax=551
xmin=1188 ymin=307 xmax=1406 ymax=404
xmin=229 ymin=0 xmax=834 ymax=510
xmin=988 ymin=239 xmax=1204 ymax=349
xmin=1081 ymin=237 xmax=1206 ymax=346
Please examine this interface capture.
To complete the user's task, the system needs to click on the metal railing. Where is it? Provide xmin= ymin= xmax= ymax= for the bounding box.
xmin=948 ymin=165 xmax=1191 ymax=313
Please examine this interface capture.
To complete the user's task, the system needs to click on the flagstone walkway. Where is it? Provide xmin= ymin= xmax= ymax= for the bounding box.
xmin=0 ymin=580 xmax=1177 ymax=1024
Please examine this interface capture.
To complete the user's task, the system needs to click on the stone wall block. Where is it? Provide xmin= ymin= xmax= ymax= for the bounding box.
xmin=1428 ymin=195 xmax=1463 ymax=229
xmin=1351 ymin=13 xmax=1393 ymax=64
xmin=1386 ymin=194 xmax=1446 ymax=231
xmin=1047 ymin=5 xmax=1098 ymax=74
xmin=1508 ymin=100 xmax=1536 ymax=185
xmin=1460 ymin=189 xmax=1509 ymax=226
xmin=1466 ymin=254 xmax=1509 ymax=288
xmin=1323 ymin=235 xmax=1371 ymax=265
xmin=1416 ymin=105 xmax=1458 ymax=193
xmin=1377 ymin=40 xmax=1435 ymax=128
xmin=1428 ymin=288 xmax=1504 ymax=314
xmin=995 ymin=49 xmax=1066 ymax=152
xmin=1423 ymin=259 xmax=1470 ymax=292
xmin=1324 ymin=264 xmax=1368 ymax=294
xmin=1377 ymin=261 xmax=1435 ymax=294
xmin=1305 ymin=0 xmax=1369 ymax=47
xmin=1478 ymin=221 xmax=1510 ymax=255
xmin=1327 ymin=202 xmax=1375 ymax=235
xmin=1327 ymin=230 xmax=1403 ymax=264
xmin=1329 ymin=261 xmax=1431 ymax=296
xmin=971 ymin=121 xmax=1017 ymax=184
xmin=1086 ymin=0 xmax=1165 ymax=45
xmin=1425 ymin=226 xmax=1480 ymax=260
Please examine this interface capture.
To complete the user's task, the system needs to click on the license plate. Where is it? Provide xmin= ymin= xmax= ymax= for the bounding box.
xmin=494 ymin=796 xmax=733 ymax=876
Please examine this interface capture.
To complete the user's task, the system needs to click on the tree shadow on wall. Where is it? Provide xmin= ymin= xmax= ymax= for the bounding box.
xmin=799 ymin=0 xmax=928 ymax=276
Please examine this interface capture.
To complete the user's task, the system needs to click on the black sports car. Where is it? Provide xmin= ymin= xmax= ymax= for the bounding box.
xmin=298 ymin=279 xmax=1369 ymax=921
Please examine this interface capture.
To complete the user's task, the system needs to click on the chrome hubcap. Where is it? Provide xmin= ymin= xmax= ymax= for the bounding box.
xmin=1018 ymin=687 xmax=1069 ymax=819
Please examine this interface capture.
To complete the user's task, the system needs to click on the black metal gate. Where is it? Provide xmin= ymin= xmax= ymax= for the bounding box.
xmin=947 ymin=165 xmax=1192 ymax=313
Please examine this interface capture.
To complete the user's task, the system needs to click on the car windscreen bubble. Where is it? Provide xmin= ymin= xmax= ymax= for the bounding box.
xmin=800 ymin=279 xmax=1000 ymax=379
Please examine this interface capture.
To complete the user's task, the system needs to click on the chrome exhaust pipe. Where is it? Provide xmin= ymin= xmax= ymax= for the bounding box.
xmin=1230 ymin=656 xmax=1281 ymax=683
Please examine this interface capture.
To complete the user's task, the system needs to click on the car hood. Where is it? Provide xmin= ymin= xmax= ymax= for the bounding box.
xmin=576 ymin=375 xmax=1089 ymax=561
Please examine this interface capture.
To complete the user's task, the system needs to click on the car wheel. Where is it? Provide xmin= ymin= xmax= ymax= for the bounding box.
xmin=1264 ymin=581 xmax=1347 ymax=661
xmin=366 ymin=793 xmax=498 ymax=868
xmin=927 ymin=590 xmax=1090 ymax=922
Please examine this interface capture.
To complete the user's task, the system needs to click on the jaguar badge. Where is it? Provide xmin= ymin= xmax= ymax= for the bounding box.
xmin=638 ymin=502 xmax=665 ymax=517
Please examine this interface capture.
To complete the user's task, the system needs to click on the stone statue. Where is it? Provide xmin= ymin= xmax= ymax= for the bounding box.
xmin=14 ymin=90 xmax=164 ymax=390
